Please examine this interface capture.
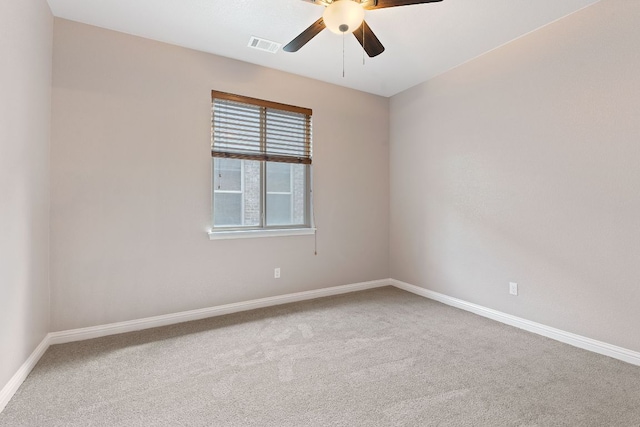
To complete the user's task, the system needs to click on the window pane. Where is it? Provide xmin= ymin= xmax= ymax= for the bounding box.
xmin=266 ymin=194 xmax=292 ymax=226
xmin=213 ymin=158 xmax=241 ymax=191
xmin=266 ymin=162 xmax=291 ymax=193
xmin=266 ymin=162 xmax=307 ymax=226
xmin=213 ymin=159 xmax=261 ymax=227
xmin=291 ymin=163 xmax=307 ymax=225
xmin=214 ymin=101 xmax=262 ymax=156
xmin=213 ymin=193 xmax=242 ymax=226
xmin=265 ymin=109 xmax=309 ymax=159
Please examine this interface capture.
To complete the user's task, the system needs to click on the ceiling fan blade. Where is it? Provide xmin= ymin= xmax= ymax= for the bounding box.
xmin=300 ymin=0 xmax=330 ymax=5
xmin=364 ymin=0 xmax=443 ymax=10
xmin=283 ymin=17 xmax=326 ymax=52
xmin=353 ymin=20 xmax=385 ymax=57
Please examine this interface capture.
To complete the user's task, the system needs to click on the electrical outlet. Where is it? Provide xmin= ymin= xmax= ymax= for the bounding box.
xmin=274 ymin=268 xmax=280 ymax=279
xmin=509 ymin=282 xmax=518 ymax=296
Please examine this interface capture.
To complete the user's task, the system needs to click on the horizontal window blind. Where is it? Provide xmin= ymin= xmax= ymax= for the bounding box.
xmin=211 ymin=91 xmax=312 ymax=165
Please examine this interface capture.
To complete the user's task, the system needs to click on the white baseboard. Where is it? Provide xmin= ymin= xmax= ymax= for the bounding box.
xmin=0 ymin=335 xmax=50 ymax=413
xmin=5 ymin=277 xmax=637 ymax=415
xmin=1 ymin=278 xmax=389 ymax=413
xmin=48 ymin=279 xmax=391 ymax=345
xmin=390 ymin=279 xmax=640 ymax=367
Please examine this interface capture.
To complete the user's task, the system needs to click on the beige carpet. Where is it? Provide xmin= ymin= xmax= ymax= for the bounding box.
xmin=2 ymin=287 xmax=640 ymax=426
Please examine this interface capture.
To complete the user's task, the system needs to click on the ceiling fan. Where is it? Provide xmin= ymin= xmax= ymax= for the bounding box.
xmin=283 ymin=0 xmax=443 ymax=58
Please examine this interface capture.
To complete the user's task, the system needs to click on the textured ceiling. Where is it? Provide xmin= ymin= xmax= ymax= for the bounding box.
xmin=47 ymin=0 xmax=601 ymax=97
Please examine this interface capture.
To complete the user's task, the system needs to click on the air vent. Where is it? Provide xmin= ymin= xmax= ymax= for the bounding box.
xmin=247 ymin=36 xmax=281 ymax=54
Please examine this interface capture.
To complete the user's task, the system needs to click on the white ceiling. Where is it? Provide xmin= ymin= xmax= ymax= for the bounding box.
xmin=47 ymin=0 xmax=601 ymax=97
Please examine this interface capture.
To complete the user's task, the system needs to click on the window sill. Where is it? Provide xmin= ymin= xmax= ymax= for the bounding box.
xmin=208 ymin=227 xmax=316 ymax=240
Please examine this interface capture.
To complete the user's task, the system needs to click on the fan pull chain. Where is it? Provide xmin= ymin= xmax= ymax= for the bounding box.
xmin=342 ymin=32 xmax=345 ymax=78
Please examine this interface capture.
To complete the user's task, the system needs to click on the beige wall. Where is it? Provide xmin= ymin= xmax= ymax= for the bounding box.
xmin=390 ymin=0 xmax=640 ymax=352
xmin=51 ymin=19 xmax=390 ymax=331
xmin=0 ymin=1 xmax=52 ymax=388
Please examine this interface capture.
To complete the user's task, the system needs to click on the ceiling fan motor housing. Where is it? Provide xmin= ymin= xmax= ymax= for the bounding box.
xmin=323 ymin=0 xmax=365 ymax=34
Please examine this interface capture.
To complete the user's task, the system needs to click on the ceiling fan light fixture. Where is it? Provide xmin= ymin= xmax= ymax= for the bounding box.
xmin=323 ymin=0 xmax=365 ymax=34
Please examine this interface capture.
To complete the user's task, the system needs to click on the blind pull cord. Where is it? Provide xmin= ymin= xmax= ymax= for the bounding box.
xmin=312 ymin=188 xmax=318 ymax=256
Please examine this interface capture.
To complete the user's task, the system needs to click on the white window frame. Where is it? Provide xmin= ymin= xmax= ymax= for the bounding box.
xmin=209 ymin=91 xmax=315 ymax=240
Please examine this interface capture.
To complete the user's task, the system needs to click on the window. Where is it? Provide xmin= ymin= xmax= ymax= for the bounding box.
xmin=210 ymin=91 xmax=313 ymax=237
